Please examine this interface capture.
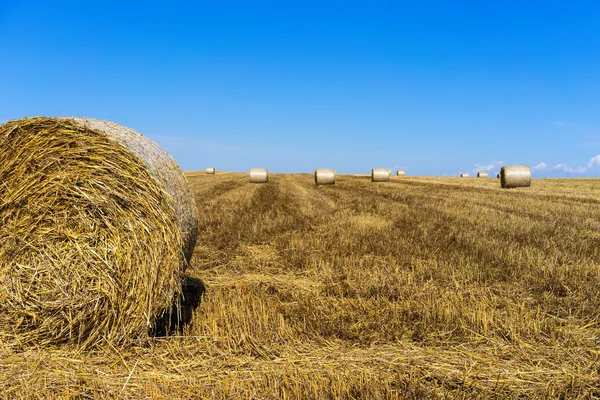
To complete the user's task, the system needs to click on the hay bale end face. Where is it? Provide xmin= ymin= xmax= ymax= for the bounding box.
xmin=397 ymin=170 xmax=406 ymax=176
xmin=497 ymin=173 xmax=500 ymax=179
xmin=206 ymin=167 xmax=215 ymax=174
xmin=477 ymin=172 xmax=488 ymax=178
xmin=501 ymin=165 xmax=531 ymax=188
xmin=460 ymin=173 xmax=470 ymax=178
xmin=250 ymin=168 xmax=268 ymax=183
xmin=0 ymin=117 xmax=198 ymax=349
xmin=372 ymin=168 xmax=390 ymax=182
xmin=314 ymin=168 xmax=335 ymax=185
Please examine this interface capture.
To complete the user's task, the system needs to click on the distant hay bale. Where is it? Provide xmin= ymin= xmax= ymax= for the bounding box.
xmin=314 ymin=168 xmax=335 ymax=185
xmin=0 ymin=117 xmax=198 ymax=349
xmin=460 ymin=173 xmax=470 ymax=178
xmin=477 ymin=172 xmax=488 ymax=178
xmin=497 ymin=173 xmax=500 ymax=178
xmin=372 ymin=168 xmax=390 ymax=182
xmin=206 ymin=167 xmax=215 ymax=174
xmin=397 ymin=170 xmax=406 ymax=176
xmin=249 ymin=168 xmax=268 ymax=183
xmin=500 ymin=165 xmax=531 ymax=188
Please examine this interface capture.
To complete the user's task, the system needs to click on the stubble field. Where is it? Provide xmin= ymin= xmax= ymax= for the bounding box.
xmin=2 ymin=173 xmax=600 ymax=399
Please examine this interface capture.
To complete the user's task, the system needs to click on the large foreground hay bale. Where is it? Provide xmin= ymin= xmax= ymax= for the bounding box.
xmin=250 ymin=168 xmax=268 ymax=183
xmin=477 ymin=172 xmax=488 ymax=178
xmin=314 ymin=168 xmax=335 ymax=185
xmin=206 ymin=167 xmax=215 ymax=174
xmin=0 ymin=117 xmax=198 ymax=349
xmin=501 ymin=165 xmax=531 ymax=188
xmin=397 ymin=170 xmax=406 ymax=176
xmin=371 ymin=168 xmax=390 ymax=182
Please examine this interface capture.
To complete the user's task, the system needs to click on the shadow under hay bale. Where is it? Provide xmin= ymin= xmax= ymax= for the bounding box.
xmin=151 ymin=277 xmax=206 ymax=337
xmin=0 ymin=117 xmax=198 ymax=349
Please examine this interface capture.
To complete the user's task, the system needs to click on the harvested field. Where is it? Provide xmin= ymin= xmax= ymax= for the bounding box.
xmin=2 ymin=173 xmax=600 ymax=398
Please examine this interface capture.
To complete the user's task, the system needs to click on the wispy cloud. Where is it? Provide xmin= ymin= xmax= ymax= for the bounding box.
xmin=552 ymin=163 xmax=587 ymax=174
xmin=548 ymin=154 xmax=600 ymax=175
xmin=587 ymin=154 xmax=600 ymax=169
xmin=552 ymin=163 xmax=571 ymax=172
xmin=463 ymin=156 xmax=600 ymax=178
xmin=464 ymin=160 xmax=503 ymax=175
xmin=475 ymin=164 xmax=496 ymax=172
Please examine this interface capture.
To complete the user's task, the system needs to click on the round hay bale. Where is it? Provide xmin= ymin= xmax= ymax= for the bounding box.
xmin=0 ymin=117 xmax=198 ymax=349
xmin=250 ymin=168 xmax=268 ymax=183
xmin=460 ymin=173 xmax=470 ymax=178
xmin=477 ymin=172 xmax=488 ymax=178
xmin=206 ymin=167 xmax=215 ymax=174
xmin=500 ymin=165 xmax=531 ymax=188
xmin=372 ymin=168 xmax=390 ymax=182
xmin=396 ymin=170 xmax=406 ymax=176
xmin=496 ymin=173 xmax=500 ymax=179
xmin=314 ymin=168 xmax=335 ymax=185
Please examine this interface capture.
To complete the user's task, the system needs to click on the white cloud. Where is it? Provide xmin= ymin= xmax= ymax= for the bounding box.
xmin=476 ymin=164 xmax=496 ymax=172
xmin=470 ymin=161 xmax=503 ymax=175
xmin=587 ymin=154 xmax=600 ymax=169
xmin=464 ymin=154 xmax=599 ymax=178
xmin=553 ymin=163 xmax=573 ymax=172
xmin=457 ymin=161 xmax=504 ymax=177
xmin=552 ymin=163 xmax=590 ymax=174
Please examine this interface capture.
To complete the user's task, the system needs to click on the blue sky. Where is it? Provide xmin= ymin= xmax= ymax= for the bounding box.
xmin=1 ymin=1 xmax=599 ymax=176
